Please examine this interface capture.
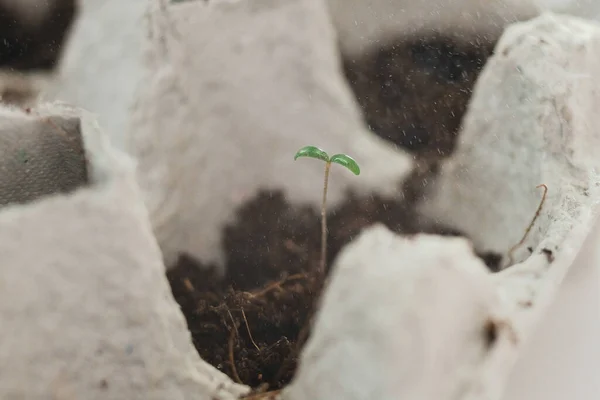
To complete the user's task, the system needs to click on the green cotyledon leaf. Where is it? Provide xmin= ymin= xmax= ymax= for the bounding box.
xmin=330 ymin=154 xmax=360 ymax=175
xmin=294 ymin=146 xmax=329 ymax=163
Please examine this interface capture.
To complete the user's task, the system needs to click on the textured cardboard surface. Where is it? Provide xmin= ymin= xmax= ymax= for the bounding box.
xmin=128 ymin=0 xmax=412 ymax=269
xmin=0 ymin=103 xmax=247 ymax=400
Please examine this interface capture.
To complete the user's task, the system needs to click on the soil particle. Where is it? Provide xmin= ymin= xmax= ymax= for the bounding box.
xmin=542 ymin=248 xmax=555 ymax=263
xmin=483 ymin=319 xmax=498 ymax=349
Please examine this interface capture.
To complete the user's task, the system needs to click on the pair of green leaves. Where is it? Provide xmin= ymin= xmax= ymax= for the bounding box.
xmin=294 ymin=146 xmax=360 ymax=176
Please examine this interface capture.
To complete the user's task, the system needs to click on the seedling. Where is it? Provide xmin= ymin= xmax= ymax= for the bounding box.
xmin=294 ymin=146 xmax=360 ymax=277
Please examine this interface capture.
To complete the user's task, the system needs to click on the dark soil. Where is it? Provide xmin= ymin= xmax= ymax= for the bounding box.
xmin=167 ymin=34 xmax=499 ymax=395
xmin=0 ymin=0 xmax=78 ymax=72
xmin=167 ymin=180 xmax=502 ymax=394
xmin=343 ymin=35 xmax=495 ymax=160
xmin=0 ymin=0 xmax=78 ymax=106
xmin=167 ymin=189 xmax=416 ymax=393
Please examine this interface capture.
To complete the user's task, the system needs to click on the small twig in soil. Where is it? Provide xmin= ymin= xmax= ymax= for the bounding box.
xmin=507 ymin=183 xmax=548 ymax=267
xmin=241 ymin=308 xmax=260 ymax=352
xmin=225 ymin=308 xmax=243 ymax=384
xmin=228 ymin=327 xmax=242 ymax=384
xmin=226 ymin=308 xmax=239 ymax=336
xmin=183 ymin=278 xmax=194 ymax=292
xmin=243 ymin=389 xmax=282 ymax=400
xmin=244 ymin=273 xmax=307 ymax=299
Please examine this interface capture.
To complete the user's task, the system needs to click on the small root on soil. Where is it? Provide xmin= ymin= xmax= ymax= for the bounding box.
xmin=243 ymin=389 xmax=282 ymax=400
xmin=169 ymin=249 xmax=319 ymax=390
xmin=242 ymin=308 xmax=261 ymax=352
xmin=244 ymin=273 xmax=307 ymax=300
xmin=167 ymin=187 xmax=504 ymax=392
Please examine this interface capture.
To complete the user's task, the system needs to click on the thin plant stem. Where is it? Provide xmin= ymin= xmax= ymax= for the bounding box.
xmin=320 ymin=161 xmax=331 ymax=277
xmin=241 ymin=308 xmax=260 ymax=352
xmin=244 ymin=273 xmax=307 ymax=299
xmin=507 ymin=184 xmax=548 ymax=267
xmin=228 ymin=328 xmax=242 ymax=384
xmin=226 ymin=309 xmax=242 ymax=384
